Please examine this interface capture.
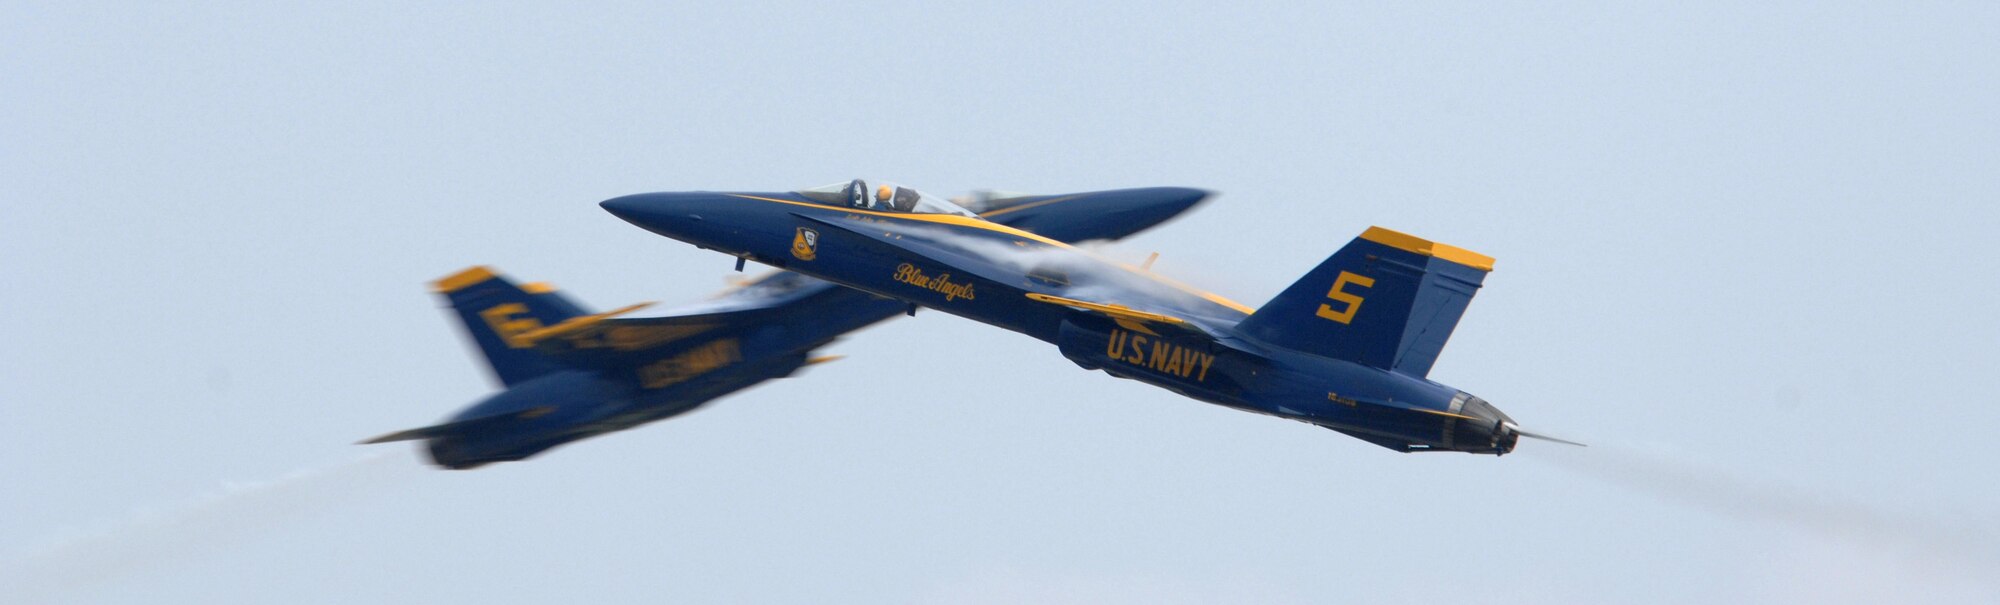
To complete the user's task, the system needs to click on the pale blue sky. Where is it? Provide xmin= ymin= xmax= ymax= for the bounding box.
xmin=4 ymin=2 xmax=1997 ymax=603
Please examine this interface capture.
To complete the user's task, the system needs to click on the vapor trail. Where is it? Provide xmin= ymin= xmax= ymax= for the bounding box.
xmin=0 ymin=450 xmax=409 ymax=603
xmin=1529 ymin=441 xmax=2000 ymax=587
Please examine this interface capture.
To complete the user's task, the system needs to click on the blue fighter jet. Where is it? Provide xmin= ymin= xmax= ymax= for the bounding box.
xmin=363 ymin=186 xmax=1209 ymax=468
xmin=601 ymin=179 xmax=1579 ymax=455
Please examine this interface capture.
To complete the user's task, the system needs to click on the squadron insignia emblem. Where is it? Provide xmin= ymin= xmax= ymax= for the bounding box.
xmin=791 ymin=227 xmax=820 ymax=261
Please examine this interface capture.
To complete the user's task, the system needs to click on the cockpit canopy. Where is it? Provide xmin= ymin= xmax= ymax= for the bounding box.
xmin=794 ymin=179 xmax=976 ymax=217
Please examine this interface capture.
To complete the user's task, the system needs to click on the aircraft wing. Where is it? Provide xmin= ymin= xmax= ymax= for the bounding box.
xmin=965 ymin=187 xmax=1210 ymax=243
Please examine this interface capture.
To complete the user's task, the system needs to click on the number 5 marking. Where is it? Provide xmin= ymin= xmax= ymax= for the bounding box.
xmin=480 ymin=304 xmax=544 ymax=348
xmin=1316 ymin=271 xmax=1374 ymax=324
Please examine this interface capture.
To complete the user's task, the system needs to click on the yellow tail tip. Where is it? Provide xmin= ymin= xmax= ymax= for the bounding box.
xmin=1359 ymin=227 xmax=1495 ymax=271
xmin=433 ymin=266 xmax=499 ymax=293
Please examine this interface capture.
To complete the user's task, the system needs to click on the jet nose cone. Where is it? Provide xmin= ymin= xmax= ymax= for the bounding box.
xmin=601 ymin=193 xmax=692 ymax=225
xmin=598 ymin=194 xmax=644 ymax=221
xmin=600 ymin=191 xmax=786 ymax=256
xmin=600 ymin=192 xmax=714 ymax=239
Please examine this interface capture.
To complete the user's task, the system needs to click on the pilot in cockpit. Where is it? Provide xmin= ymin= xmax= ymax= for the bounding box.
xmin=814 ymin=179 xmax=976 ymax=217
xmin=876 ymin=184 xmax=922 ymax=212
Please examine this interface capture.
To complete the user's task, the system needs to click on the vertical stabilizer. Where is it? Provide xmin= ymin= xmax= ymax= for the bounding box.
xmin=1233 ymin=227 xmax=1492 ymax=377
xmin=434 ymin=267 xmax=588 ymax=386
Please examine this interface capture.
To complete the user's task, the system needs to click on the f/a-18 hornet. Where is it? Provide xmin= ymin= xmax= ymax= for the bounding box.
xmin=363 ymin=186 xmax=1210 ymax=468
xmin=601 ymin=179 xmax=1578 ymax=455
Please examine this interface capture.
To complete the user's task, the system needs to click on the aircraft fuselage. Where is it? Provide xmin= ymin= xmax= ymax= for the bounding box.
xmin=601 ymin=190 xmax=1522 ymax=454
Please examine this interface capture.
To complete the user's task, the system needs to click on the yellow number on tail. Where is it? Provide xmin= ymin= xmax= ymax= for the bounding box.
xmin=480 ymin=304 xmax=545 ymax=348
xmin=1315 ymin=271 xmax=1374 ymax=324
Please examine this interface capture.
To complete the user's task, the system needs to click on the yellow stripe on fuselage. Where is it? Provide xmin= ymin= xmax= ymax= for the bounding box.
xmin=1359 ymin=226 xmax=1496 ymax=271
xmin=726 ymin=194 xmax=1256 ymax=314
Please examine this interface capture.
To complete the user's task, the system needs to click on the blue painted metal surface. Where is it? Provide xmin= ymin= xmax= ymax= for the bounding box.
xmin=601 ymin=180 xmax=1533 ymax=455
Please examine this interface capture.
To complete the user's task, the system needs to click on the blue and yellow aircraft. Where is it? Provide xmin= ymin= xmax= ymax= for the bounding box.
xmin=363 ymin=186 xmax=1210 ymax=468
xmin=601 ymin=179 xmax=1579 ymax=455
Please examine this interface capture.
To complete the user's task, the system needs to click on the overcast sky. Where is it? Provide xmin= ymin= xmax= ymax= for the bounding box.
xmin=5 ymin=2 xmax=1998 ymax=603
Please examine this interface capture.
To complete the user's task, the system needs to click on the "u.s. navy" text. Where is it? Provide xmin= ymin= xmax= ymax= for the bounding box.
xmin=1106 ymin=328 xmax=1216 ymax=381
